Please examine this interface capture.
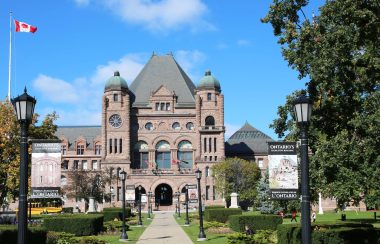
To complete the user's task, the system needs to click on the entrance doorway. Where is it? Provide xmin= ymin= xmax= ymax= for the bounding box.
xmin=155 ymin=183 xmax=173 ymax=206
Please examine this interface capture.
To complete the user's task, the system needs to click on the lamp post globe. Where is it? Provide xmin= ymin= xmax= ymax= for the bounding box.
xmin=294 ymin=94 xmax=312 ymax=244
xmin=195 ymin=169 xmax=206 ymax=241
xmin=11 ymin=87 xmax=36 ymax=244
xmin=119 ymin=170 xmax=128 ymax=241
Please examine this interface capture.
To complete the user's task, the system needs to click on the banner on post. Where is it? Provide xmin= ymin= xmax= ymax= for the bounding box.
xmin=268 ymin=142 xmax=298 ymax=200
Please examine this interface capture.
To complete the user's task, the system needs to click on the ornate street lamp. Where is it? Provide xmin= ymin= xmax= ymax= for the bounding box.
xmin=119 ymin=170 xmax=128 ymax=241
xmin=185 ymin=185 xmax=190 ymax=226
xmin=11 ymin=88 xmax=36 ymax=244
xmin=138 ymin=185 xmax=143 ymax=226
xmin=195 ymin=169 xmax=206 ymax=241
xmin=294 ymin=95 xmax=312 ymax=244
xmin=148 ymin=191 xmax=153 ymax=215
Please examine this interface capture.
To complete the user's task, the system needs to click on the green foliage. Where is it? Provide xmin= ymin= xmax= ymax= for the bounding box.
xmin=204 ymin=221 xmax=228 ymax=229
xmin=0 ymin=225 xmax=47 ymax=244
xmin=46 ymin=231 xmax=75 ymax=244
xmin=102 ymin=207 xmax=131 ymax=221
xmin=212 ymin=157 xmax=261 ymax=207
xmin=253 ymin=230 xmax=277 ymax=244
xmin=205 ymin=205 xmax=225 ymax=209
xmin=277 ymin=223 xmax=380 ymax=244
xmin=227 ymin=232 xmax=255 ymax=244
xmin=75 ymin=236 xmax=107 ymax=244
xmin=204 ymin=208 xmax=242 ymax=223
xmin=263 ymin=0 xmax=380 ymax=208
xmin=256 ymin=170 xmax=278 ymax=214
xmin=43 ymin=214 xmax=104 ymax=236
xmin=229 ymin=214 xmax=283 ymax=232
xmin=103 ymin=220 xmax=129 ymax=233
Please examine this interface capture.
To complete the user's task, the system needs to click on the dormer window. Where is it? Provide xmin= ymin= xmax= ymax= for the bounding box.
xmin=77 ymin=144 xmax=85 ymax=155
xmin=155 ymin=102 xmax=171 ymax=111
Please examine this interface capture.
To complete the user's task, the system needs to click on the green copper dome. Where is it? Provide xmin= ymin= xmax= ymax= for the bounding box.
xmin=104 ymin=71 xmax=128 ymax=92
xmin=198 ymin=70 xmax=221 ymax=91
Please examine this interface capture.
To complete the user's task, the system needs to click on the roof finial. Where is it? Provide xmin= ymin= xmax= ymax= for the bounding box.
xmin=114 ymin=71 xmax=120 ymax=76
xmin=205 ymin=70 xmax=211 ymax=76
xmin=24 ymin=86 xmax=27 ymax=93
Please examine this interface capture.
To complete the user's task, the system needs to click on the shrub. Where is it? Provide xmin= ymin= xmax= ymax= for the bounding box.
xmin=75 ymin=236 xmax=108 ymax=244
xmin=43 ymin=214 xmax=103 ymax=236
xmin=227 ymin=232 xmax=255 ymax=244
xmin=277 ymin=222 xmax=380 ymax=244
xmin=204 ymin=208 xmax=242 ymax=223
xmin=61 ymin=207 xmax=74 ymax=214
xmin=103 ymin=220 xmax=129 ymax=233
xmin=0 ymin=226 xmax=47 ymax=244
xmin=253 ymin=230 xmax=277 ymax=244
xmin=204 ymin=221 xmax=228 ymax=229
xmin=102 ymin=207 xmax=131 ymax=221
xmin=46 ymin=231 xmax=75 ymax=244
xmin=229 ymin=214 xmax=283 ymax=232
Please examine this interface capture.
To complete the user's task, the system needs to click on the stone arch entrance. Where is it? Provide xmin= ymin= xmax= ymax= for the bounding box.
xmin=155 ymin=183 xmax=173 ymax=206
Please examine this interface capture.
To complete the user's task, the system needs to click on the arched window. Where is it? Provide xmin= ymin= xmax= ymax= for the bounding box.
xmin=205 ymin=116 xmax=215 ymax=126
xmin=155 ymin=140 xmax=171 ymax=169
xmin=133 ymin=141 xmax=149 ymax=169
xmin=177 ymin=140 xmax=193 ymax=168
xmin=205 ymin=166 xmax=210 ymax=177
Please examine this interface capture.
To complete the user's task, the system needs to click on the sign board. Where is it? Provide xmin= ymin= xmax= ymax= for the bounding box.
xmin=188 ymin=188 xmax=198 ymax=203
xmin=31 ymin=140 xmax=61 ymax=198
xmin=126 ymin=185 xmax=135 ymax=202
xmin=186 ymin=184 xmax=197 ymax=189
xmin=180 ymin=193 xmax=186 ymax=203
xmin=268 ymin=142 xmax=299 ymax=200
xmin=141 ymin=194 xmax=147 ymax=203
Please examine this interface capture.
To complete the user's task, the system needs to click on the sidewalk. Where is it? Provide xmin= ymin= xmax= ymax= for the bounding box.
xmin=136 ymin=211 xmax=193 ymax=244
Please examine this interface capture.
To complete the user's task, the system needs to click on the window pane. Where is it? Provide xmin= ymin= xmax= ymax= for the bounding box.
xmin=156 ymin=152 xmax=171 ymax=169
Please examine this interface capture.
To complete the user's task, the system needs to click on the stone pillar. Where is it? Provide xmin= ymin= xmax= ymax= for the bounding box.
xmin=88 ymin=197 xmax=96 ymax=213
xmin=318 ymin=192 xmax=324 ymax=214
xmin=230 ymin=192 xmax=239 ymax=208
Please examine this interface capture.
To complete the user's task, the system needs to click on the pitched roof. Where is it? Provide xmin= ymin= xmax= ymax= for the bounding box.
xmin=55 ymin=126 xmax=101 ymax=150
xmin=129 ymin=54 xmax=196 ymax=107
xmin=225 ymin=122 xmax=274 ymax=155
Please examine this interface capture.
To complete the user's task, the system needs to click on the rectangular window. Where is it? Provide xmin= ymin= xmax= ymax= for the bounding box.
xmin=214 ymin=156 xmax=217 ymax=161
xmin=77 ymin=145 xmax=84 ymax=155
xmin=61 ymin=145 xmax=67 ymax=155
xmin=155 ymin=103 xmax=160 ymax=110
xmin=209 ymin=138 xmax=212 ymax=153
xmin=209 ymin=156 xmax=212 ymax=161
xmin=178 ymin=151 xmax=193 ymax=168
xmin=204 ymin=138 xmax=207 ymax=153
xmin=119 ymin=139 xmax=122 ymax=153
xmin=113 ymin=94 xmax=118 ymax=101
xmin=117 ymin=187 xmax=121 ymax=201
xmin=206 ymin=186 xmax=210 ymax=200
xmin=92 ymin=160 xmax=98 ymax=170
xmin=62 ymin=160 xmax=69 ymax=170
xmin=207 ymin=93 xmax=212 ymax=101
xmin=82 ymin=160 xmax=88 ymax=170
xmin=160 ymin=103 xmax=165 ymax=111
xmin=156 ymin=152 xmax=171 ymax=169
xmin=109 ymin=139 xmax=112 ymax=153
xmin=166 ymin=103 xmax=170 ymax=110
xmin=204 ymin=156 xmax=207 ymax=161
xmin=258 ymin=159 xmax=264 ymax=168
xmin=95 ymin=145 xmax=101 ymax=155
xmin=141 ymin=152 xmax=149 ymax=169
xmin=214 ymin=138 xmax=217 ymax=152
xmin=74 ymin=160 xmax=79 ymax=170
xmin=114 ymin=139 xmax=118 ymax=153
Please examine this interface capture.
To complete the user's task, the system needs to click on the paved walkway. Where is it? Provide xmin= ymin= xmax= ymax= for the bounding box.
xmin=136 ymin=211 xmax=193 ymax=244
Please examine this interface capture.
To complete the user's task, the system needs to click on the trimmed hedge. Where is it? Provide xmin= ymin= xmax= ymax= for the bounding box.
xmin=229 ymin=214 xmax=283 ymax=232
xmin=102 ymin=207 xmax=132 ymax=221
xmin=62 ymin=207 xmax=74 ymax=214
xmin=204 ymin=208 xmax=242 ymax=223
xmin=277 ymin=222 xmax=380 ymax=244
xmin=205 ymin=205 xmax=225 ymax=209
xmin=0 ymin=226 xmax=47 ymax=244
xmin=43 ymin=214 xmax=103 ymax=236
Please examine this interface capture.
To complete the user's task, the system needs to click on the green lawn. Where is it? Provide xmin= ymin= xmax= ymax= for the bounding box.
xmin=174 ymin=212 xmax=229 ymax=244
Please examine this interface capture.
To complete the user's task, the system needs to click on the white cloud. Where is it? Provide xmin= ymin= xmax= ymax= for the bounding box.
xmin=225 ymin=123 xmax=241 ymax=139
xmin=237 ymin=39 xmax=250 ymax=47
xmin=32 ymin=75 xmax=79 ymax=103
xmin=75 ymin=0 xmax=212 ymax=32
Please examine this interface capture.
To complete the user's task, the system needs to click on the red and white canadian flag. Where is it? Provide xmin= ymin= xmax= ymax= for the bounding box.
xmin=14 ymin=20 xmax=37 ymax=33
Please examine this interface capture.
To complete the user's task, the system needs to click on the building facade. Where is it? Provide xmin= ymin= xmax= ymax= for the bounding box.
xmin=57 ymin=54 xmax=225 ymax=211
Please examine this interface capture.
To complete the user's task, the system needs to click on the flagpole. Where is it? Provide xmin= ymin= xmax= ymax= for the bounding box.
xmin=8 ymin=11 xmax=12 ymax=101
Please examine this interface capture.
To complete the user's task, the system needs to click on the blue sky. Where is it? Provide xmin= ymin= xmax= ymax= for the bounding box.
xmin=0 ymin=0 xmax=323 ymax=139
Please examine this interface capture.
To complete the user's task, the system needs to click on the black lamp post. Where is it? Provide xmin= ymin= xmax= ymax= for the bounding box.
xmin=185 ymin=185 xmax=190 ymax=226
xmin=195 ymin=169 xmax=206 ymax=241
xmin=138 ymin=185 xmax=143 ymax=226
xmin=148 ymin=191 xmax=153 ymax=215
xmin=119 ymin=170 xmax=128 ymax=241
xmin=11 ymin=88 xmax=36 ymax=244
xmin=294 ymin=95 xmax=312 ymax=244
xmin=176 ymin=191 xmax=181 ymax=218
xmin=147 ymin=191 xmax=151 ymax=219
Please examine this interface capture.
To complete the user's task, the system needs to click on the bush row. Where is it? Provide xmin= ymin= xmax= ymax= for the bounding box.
xmin=102 ymin=207 xmax=132 ymax=221
xmin=277 ymin=222 xmax=380 ymax=244
xmin=0 ymin=226 xmax=47 ymax=244
xmin=204 ymin=208 xmax=242 ymax=223
xmin=205 ymin=205 xmax=225 ymax=209
xmin=228 ymin=214 xmax=283 ymax=232
xmin=43 ymin=214 xmax=104 ymax=236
